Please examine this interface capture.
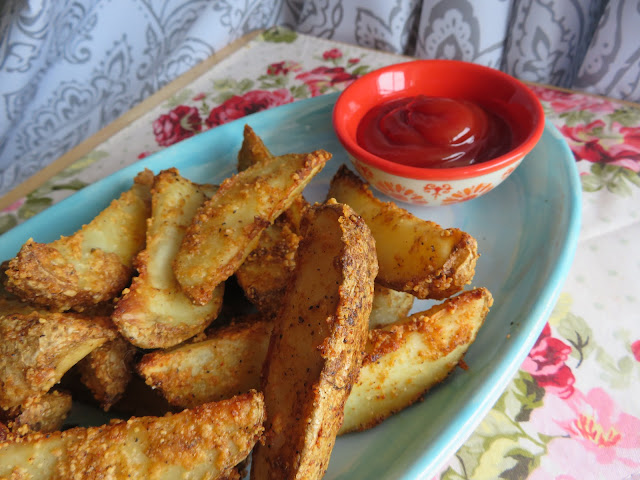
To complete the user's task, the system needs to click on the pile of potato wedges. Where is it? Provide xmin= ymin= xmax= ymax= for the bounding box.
xmin=0 ymin=125 xmax=492 ymax=480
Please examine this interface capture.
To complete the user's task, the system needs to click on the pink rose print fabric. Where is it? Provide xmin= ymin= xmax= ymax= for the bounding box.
xmin=152 ymin=105 xmax=202 ymax=147
xmin=148 ymin=48 xmax=368 ymax=149
xmin=521 ymin=323 xmax=575 ymax=398
xmin=529 ymin=389 xmax=640 ymax=480
xmin=205 ymin=89 xmax=294 ymax=128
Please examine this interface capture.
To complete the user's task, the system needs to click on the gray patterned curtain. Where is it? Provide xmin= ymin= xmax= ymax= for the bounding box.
xmin=1 ymin=0 xmax=638 ymax=196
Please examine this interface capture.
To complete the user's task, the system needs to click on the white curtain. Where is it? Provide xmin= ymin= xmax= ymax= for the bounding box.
xmin=1 ymin=0 xmax=638 ymax=196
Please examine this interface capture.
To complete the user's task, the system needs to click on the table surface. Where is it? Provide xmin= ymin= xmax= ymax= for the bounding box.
xmin=1 ymin=28 xmax=639 ymax=480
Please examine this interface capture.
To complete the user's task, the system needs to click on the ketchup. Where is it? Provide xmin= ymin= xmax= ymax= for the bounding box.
xmin=356 ymin=95 xmax=512 ymax=168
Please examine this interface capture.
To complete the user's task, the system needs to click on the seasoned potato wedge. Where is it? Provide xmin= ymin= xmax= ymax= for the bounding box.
xmin=369 ymin=284 xmax=415 ymax=328
xmin=4 ymin=170 xmax=153 ymax=311
xmin=339 ymin=287 xmax=493 ymax=434
xmin=0 ymin=311 xmax=116 ymax=409
xmin=237 ymin=124 xmax=275 ymax=172
xmin=138 ymin=317 xmax=272 ymax=408
xmin=137 ymin=289 xmax=490 ymax=434
xmin=0 ymin=391 xmax=72 ymax=434
xmin=174 ymin=150 xmax=331 ymax=305
xmin=0 ymin=292 xmax=40 ymax=316
xmin=235 ymin=195 xmax=309 ymax=315
xmin=327 ymin=165 xmax=479 ymax=299
xmin=112 ymin=169 xmax=224 ymax=348
xmin=0 ymin=391 xmax=265 ymax=480
xmin=251 ymin=201 xmax=378 ymax=480
xmin=136 ymin=286 xmax=414 ymax=409
xmin=76 ymin=335 xmax=136 ymax=411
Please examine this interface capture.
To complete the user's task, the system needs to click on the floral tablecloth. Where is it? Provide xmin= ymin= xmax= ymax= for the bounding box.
xmin=1 ymin=28 xmax=639 ymax=480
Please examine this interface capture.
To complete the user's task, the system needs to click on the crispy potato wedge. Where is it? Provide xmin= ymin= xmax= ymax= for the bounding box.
xmin=0 ymin=391 xmax=265 ymax=480
xmin=76 ymin=335 xmax=136 ymax=411
xmin=174 ymin=150 xmax=331 ymax=305
xmin=339 ymin=287 xmax=493 ymax=434
xmin=0 ymin=311 xmax=116 ymax=410
xmin=251 ymin=201 xmax=377 ymax=480
xmin=327 ymin=165 xmax=479 ymax=299
xmin=0 ymin=293 xmax=39 ymax=316
xmin=369 ymin=284 xmax=415 ymax=328
xmin=112 ymin=169 xmax=224 ymax=348
xmin=137 ymin=289 xmax=490 ymax=434
xmin=136 ymin=286 xmax=413 ymax=409
xmin=0 ymin=391 xmax=72 ymax=434
xmin=235 ymin=195 xmax=309 ymax=315
xmin=138 ymin=317 xmax=272 ymax=408
xmin=4 ymin=170 xmax=153 ymax=311
xmin=237 ymin=124 xmax=275 ymax=172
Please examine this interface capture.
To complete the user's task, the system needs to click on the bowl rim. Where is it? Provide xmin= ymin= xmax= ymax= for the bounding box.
xmin=332 ymin=59 xmax=546 ymax=181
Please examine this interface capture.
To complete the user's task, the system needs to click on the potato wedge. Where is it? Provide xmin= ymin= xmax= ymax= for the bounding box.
xmin=134 ymin=289 xmax=490 ymax=434
xmin=369 ymin=284 xmax=414 ymax=328
xmin=237 ymin=124 xmax=275 ymax=172
xmin=234 ymin=195 xmax=308 ymax=315
xmin=76 ymin=335 xmax=136 ymax=411
xmin=0 ymin=292 xmax=40 ymax=316
xmin=4 ymin=170 xmax=153 ymax=311
xmin=0 ymin=311 xmax=116 ymax=410
xmin=251 ymin=201 xmax=377 ymax=480
xmin=339 ymin=287 xmax=493 ymax=434
xmin=112 ymin=169 xmax=224 ymax=348
xmin=174 ymin=150 xmax=331 ymax=305
xmin=0 ymin=391 xmax=72 ymax=434
xmin=0 ymin=391 xmax=265 ymax=480
xmin=327 ymin=165 xmax=479 ymax=299
xmin=136 ymin=286 xmax=413 ymax=409
xmin=0 ymin=312 xmax=116 ymax=409
xmin=138 ymin=317 xmax=272 ymax=408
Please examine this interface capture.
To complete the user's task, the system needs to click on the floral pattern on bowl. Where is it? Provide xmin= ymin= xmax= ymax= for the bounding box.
xmin=349 ymin=155 xmax=524 ymax=206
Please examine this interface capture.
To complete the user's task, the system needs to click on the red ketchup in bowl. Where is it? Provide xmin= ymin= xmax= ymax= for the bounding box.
xmin=356 ymin=95 xmax=513 ymax=168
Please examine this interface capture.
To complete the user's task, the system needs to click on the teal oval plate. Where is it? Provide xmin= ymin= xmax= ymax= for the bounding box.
xmin=0 ymin=92 xmax=582 ymax=479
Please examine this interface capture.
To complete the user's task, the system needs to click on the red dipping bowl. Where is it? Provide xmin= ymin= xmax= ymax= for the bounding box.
xmin=333 ymin=59 xmax=545 ymax=206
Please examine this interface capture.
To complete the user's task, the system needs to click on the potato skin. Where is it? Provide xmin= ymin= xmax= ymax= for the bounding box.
xmin=339 ymin=287 xmax=493 ymax=434
xmin=137 ymin=318 xmax=272 ymax=408
xmin=0 ymin=391 xmax=72 ymax=435
xmin=234 ymin=195 xmax=308 ymax=316
xmin=174 ymin=150 xmax=331 ymax=305
xmin=328 ymin=165 xmax=479 ymax=299
xmin=237 ymin=124 xmax=275 ymax=172
xmin=3 ymin=171 xmax=152 ymax=312
xmin=133 ymin=286 xmax=413 ymax=410
xmin=250 ymin=201 xmax=378 ymax=480
xmin=77 ymin=335 xmax=136 ymax=411
xmin=0 ymin=311 xmax=116 ymax=410
xmin=112 ymin=169 xmax=224 ymax=349
xmin=0 ymin=391 xmax=265 ymax=480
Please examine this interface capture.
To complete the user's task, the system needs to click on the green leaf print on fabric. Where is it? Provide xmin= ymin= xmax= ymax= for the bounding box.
xmin=260 ymin=26 xmax=298 ymax=43
xmin=559 ymin=109 xmax=595 ymax=126
xmin=556 ymin=312 xmax=594 ymax=367
xmin=257 ymin=73 xmax=288 ymax=90
xmin=166 ymin=88 xmax=194 ymax=108
xmin=544 ymin=292 xmax=640 ymax=389
xmin=18 ymin=196 xmax=52 ymax=220
xmin=581 ymin=163 xmax=639 ymax=195
xmin=512 ymin=372 xmax=545 ymax=422
xmin=211 ymin=78 xmax=255 ymax=103
xmin=440 ymin=371 xmax=551 ymax=480
xmin=608 ymin=106 xmax=640 ymax=127
xmin=290 ymin=84 xmax=309 ymax=99
xmin=0 ymin=151 xmax=105 ymax=234
xmin=0 ymin=214 xmax=17 ymax=234
xmin=594 ymin=346 xmax=640 ymax=389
